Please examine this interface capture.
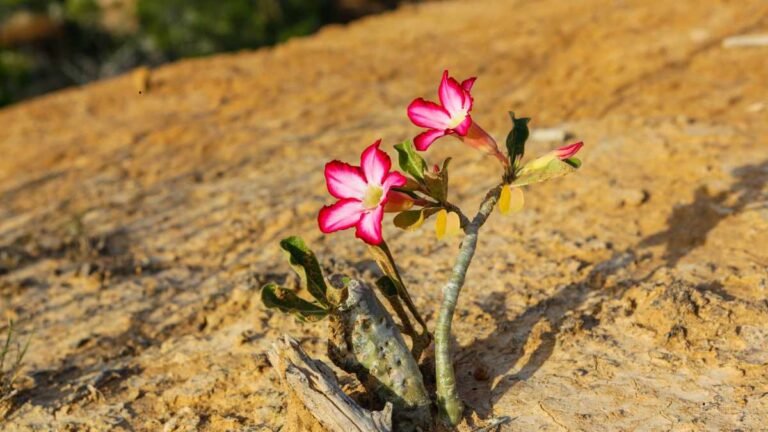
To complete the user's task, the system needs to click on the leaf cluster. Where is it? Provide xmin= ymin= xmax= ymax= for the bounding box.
xmin=503 ymin=112 xmax=581 ymax=187
xmin=391 ymin=140 xmax=454 ymax=231
xmin=260 ymin=236 xmax=342 ymax=322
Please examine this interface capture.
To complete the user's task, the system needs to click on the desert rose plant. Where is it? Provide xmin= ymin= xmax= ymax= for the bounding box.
xmin=261 ymin=70 xmax=583 ymax=429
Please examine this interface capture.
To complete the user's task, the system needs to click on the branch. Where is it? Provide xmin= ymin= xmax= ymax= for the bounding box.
xmin=434 ymin=184 xmax=503 ymax=425
xmin=440 ymin=200 xmax=471 ymax=228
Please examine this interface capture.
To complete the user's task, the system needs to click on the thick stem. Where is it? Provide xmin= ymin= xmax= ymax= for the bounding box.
xmin=435 ymin=185 xmax=502 ymax=425
xmin=333 ymin=279 xmax=432 ymax=431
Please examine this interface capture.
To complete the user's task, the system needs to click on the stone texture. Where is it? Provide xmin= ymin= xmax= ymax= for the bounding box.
xmin=1 ymin=0 xmax=767 ymax=430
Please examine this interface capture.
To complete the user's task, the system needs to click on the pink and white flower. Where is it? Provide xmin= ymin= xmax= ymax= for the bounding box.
xmin=318 ymin=140 xmax=407 ymax=245
xmin=407 ymin=70 xmax=506 ymax=164
xmin=407 ymin=70 xmax=475 ymax=151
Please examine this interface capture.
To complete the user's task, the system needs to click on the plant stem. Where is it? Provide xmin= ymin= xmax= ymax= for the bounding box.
xmin=368 ymin=242 xmax=432 ymax=359
xmin=435 ymin=184 xmax=503 ymax=426
xmin=441 ymin=200 xmax=471 ymax=228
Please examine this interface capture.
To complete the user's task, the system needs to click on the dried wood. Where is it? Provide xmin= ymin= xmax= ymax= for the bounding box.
xmin=268 ymin=335 xmax=393 ymax=432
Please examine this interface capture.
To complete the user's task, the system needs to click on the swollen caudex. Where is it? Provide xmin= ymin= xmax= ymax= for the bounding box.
xmin=336 ymin=279 xmax=431 ymax=432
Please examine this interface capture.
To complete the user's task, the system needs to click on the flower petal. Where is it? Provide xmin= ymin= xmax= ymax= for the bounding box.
xmin=461 ymin=77 xmax=476 ymax=92
xmin=324 ymin=160 xmax=367 ymax=200
xmin=452 ymin=115 xmax=472 ymax=136
xmin=382 ymin=171 xmax=407 ymax=192
xmin=438 ymin=70 xmax=468 ymax=117
xmin=413 ymin=129 xmax=447 ymax=151
xmin=360 ymin=140 xmax=390 ymax=186
xmin=355 ymin=206 xmax=384 ymax=245
xmin=318 ymin=199 xmax=364 ymax=233
xmin=407 ymin=98 xmax=451 ymax=129
xmin=554 ymin=141 xmax=584 ymax=159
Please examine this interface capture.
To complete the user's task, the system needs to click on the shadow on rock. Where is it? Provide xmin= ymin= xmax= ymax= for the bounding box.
xmin=639 ymin=159 xmax=768 ymax=268
xmin=458 ymin=158 xmax=768 ymax=418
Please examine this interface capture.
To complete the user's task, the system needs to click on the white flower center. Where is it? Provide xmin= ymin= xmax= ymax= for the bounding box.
xmin=362 ymin=185 xmax=384 ymax=209
xmin=447 ymin=111 xmax=467 ymax=129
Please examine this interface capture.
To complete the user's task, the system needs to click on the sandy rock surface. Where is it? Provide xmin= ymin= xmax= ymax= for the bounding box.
xmin=1 ymin=0 xmax=767 ymax=430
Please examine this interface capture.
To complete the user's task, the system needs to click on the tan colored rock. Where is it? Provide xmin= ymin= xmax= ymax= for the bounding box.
xmin=1 ymin=0 xmax=767 ymax=430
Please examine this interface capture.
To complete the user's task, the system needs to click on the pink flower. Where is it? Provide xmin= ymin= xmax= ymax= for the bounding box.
xmin=318 ymin=140 xmax=407 ymax=245
xmin=554 ymin=141 xmax=584 ymax=160
xmin=407 ymin=70 xmax=507 ymax=164
xmin=407 ymin=70 xmax=476 ymax=151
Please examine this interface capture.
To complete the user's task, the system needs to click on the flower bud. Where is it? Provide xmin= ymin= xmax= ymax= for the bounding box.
xmin=554 ymin=141 xmax=584 ymax=160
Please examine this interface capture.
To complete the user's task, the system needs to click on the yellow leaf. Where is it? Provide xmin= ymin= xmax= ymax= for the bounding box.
xmin=445 ymin=211 xmax=461 ymax=237
xmin=435 ymin=209 xmax=447 ymax=239
xmin=435 ymin=209 xmax=461 ymax=240
xmin=509 ymin=187 xmax=524 ymax=212
xmin=499 ymin=185 xmax=524 ymax=215
xmin=499 ymin=185 xmax=511 ymax=214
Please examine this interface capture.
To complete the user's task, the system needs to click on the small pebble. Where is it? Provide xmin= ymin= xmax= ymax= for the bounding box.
xmin=615 ymin=188 xmax=649 ymax=208
xmin=722 ymin=34 xmax=768 ymax=48
xmin=746 ymin=102 xmax=765 ymax=113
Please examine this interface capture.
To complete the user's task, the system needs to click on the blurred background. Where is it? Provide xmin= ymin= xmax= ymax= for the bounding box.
xmin=0 ymin=0 xmax=423 ymax=107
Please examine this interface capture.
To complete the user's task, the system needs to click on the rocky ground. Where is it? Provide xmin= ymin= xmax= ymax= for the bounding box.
xmin=1 ymin=0 xmax=767 ymax=430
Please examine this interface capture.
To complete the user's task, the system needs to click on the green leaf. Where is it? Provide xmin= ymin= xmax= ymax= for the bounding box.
xmin=423 ymin=157 xmax=451 ymax=202
xmin=375 ymin=276 xmax=398 ymax=297
xmin=394 ymin=140 xmax=427 ymax=181
xmin=279 ymin=236 xmax=328 ymax=307
xmin=505 ymin=112 xmax=530 ymax=169
xmin=393 ymin=207 xmax=441 ymax=231
xmin=564 ymin=157 xmax=582 ymax=168
xmin=261 ymin=283 xmax=328 ymax=322
xmin=510 ymin=156 xmax=580 ymax=187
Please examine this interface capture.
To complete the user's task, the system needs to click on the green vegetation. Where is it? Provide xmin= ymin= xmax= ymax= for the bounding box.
xmin=0 ymin=0 xmax=403 ymax=106
xmin=0 ymin=320 xmax=31 ymax=418
xmin=137 ymin=0 xmax=329 ymax=58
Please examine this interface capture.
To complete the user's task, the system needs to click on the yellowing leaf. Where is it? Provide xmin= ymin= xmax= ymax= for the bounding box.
xmin=499 ymin=185 xmax=524 ymax=215
xmin=393 ymin=207 xmax=440 ymax=231
xmin=435 ymin=209 xmax=447 ymax=239
xmin=499 ymin=185 xmax=511 ymax=214
xmin=435 ymin=209 xmax=461 ymax=240
xmin=446 ymin=211 xmax=461 ymax=236
xmin=511 ymin=155 xmax=578 ymax=187
xmin=509 ymin=187 xmax=524 ymax=213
